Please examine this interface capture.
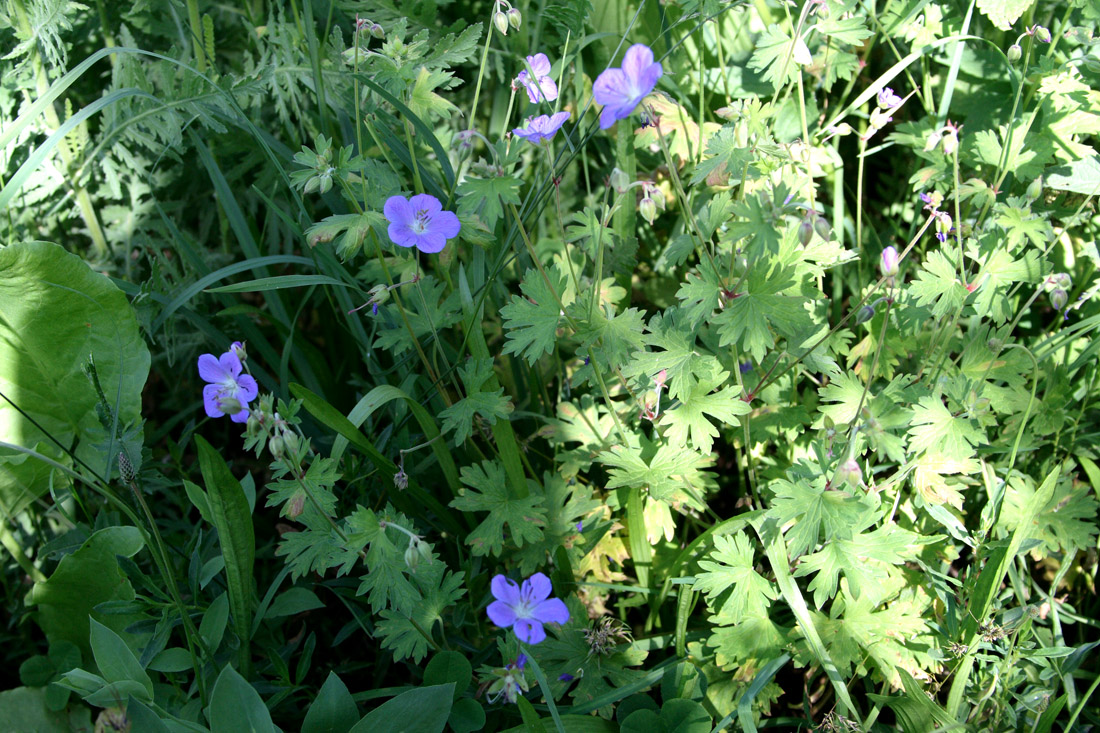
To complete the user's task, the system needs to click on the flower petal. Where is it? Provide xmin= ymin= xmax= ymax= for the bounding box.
xmin=487 ymin=599 xmax=517 ymax=628
xmin=203 ymin=384 xmax=225 ymax=418
xmin=416 ymin=232 xmax=446 ymax=254
xmin=491 ymin=575 xmax=521 ymax=605
xmin=431 ymin=210 xmax=461 ymax=240
xmin=236 ymin=373 xmax=259 ymax=403
xmin=388 ymin=223 xmax=417 ymax=248
xmin=197 ymin=353 xmax=227 ymax=383
xmin=592 ymin=69 xmax=631 ymax=107
xmin=549 ymin=111 xmax=571 ymax=130
xmin=529 ymin=53 xmax=551 ymax=77
xmin=523 ymin=572 xmax=553 ymax=603
xmin=383 ymin=195 xmax=412 ymax=226
xmin=409 ymin=193 xmax=442 ymax=215
xmin=229 ymin=406 xmax=250 ymax=423
xmin=514 ymin=619 xmax=546 ymax=644
xmin=635 ymin=61 xmax=663 ymax=98
xmin=621 ymin=44 xmax=656 ymax=85
xmin=599 ymin=104 xmax=622 ymax=130
xmin=218 ymin=350 xmax=243 ymax=378
xmin=532 ymin=598 xmax=570 ymax=626
xmin=536 ymin=76 xmax=558 ymax=103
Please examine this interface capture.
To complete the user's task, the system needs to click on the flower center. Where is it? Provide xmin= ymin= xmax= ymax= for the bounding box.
xmin=410 ymin=209 xmax=431 ymax=234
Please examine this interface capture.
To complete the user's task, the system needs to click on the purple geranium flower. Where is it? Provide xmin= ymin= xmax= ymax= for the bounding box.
xmin=592 ymin=44 xmax=662 ymax=130
xmin=383 ymin=194 xmax=461 ymax=254
xmin=513 ymin=111 xmax=570 ymax=144
xmin=516 ymin=53 xmax=558 ymax=104
xmin=877 ymin=86 xmax=903 ymax=110
xmin=198 ymin=348 xmax=258 ymax=423
xmin=487 ymin=572 xmax=570 ymax=644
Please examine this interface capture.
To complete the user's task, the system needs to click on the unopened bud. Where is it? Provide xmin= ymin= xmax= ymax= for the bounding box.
xmin=404 ymin=539 xmax=421 ymax=571
xmin=1050 ymin=288 xmax=1068 ymax=310
xmin=1052 ymin=273 xmax=1072 ymax=290
xmin=639 ymin=196 xmax=657 ymax=224
xmin=798 ymin=218 xmax=814 ymax=246
xmin=987 ymin=338 xmax=1003 ymax=352
xmin=855 ymin=304 xmax=876 ymax=324
xmin=394 ymin=468 xmax=408 ymax=490
xmin=1026 ymin=176 xmax=1043 ymax=201
xmin=286 ymin=491 xmax=305 ymax=519
xmin=507 ymin=8 xmax=522 ymax=29
xmin=1035 ymin=26 xmax=1051 ymax=43
xmin=869 ymin=107 xmax=892 ymax=130
xmin=833 ymin=459 xmax=862 ymax=488
xmin=880 ymin=245 xmax=899 ymax=278
xmin=231 ymin=341 xmax=247 ymax=361
xmin=370 ymin=23 xmax=384 ymax=39
xmin=281 ymin=433 xmax=300 ymax=461
xmin=493 ymin=11 xmax=509 ymax=35
xmin=813 ymin=216 xmax=831 ymax=241
xmin=609 ymin=167 xmax=630 ymax=193
xmin=368 ymin=283 xmax=390 ymax=307
xmin=816 ymin=2 xmax=829 ymax=19
xmin=942 ymin=130 xmax=958 ymax=156
xmin=268 ymin=434 xmax=284 ymax=459
xmin=218 ymin=396 xmax=243 ymax=415
xmin=924 ymin=131 xmax=943 ymax=152
xmin=1007 ymin=44 xmax=1022 ymax=62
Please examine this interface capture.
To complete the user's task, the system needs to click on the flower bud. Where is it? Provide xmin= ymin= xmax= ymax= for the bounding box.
xmin=936 ymin=212 xmax=953 ymax=237
xmin=798 ymin=218 xmax=814 ymax=246
xmin=609 ymin=167 xmax=630 ymax=193
xmin=393 ymin=468 xmax=408 ymax=490
xmin=507 ymin=8 xmax=522 ymax=29
xmin=286 ymin=491 xmax=305 ymax=520
xmin=493 ymin=11 xmax=509 ymax=35
xmin=368 ymin=283 xmax=390 ymax=307
xmin=855 ymin=304 xmax=876 ymax=324
xmin=1050 ymin=288 xmax=1068 ymax=310
xmin=268 ymin=434 xmax=285 ymax=459
xmin=639 ymin=196 xmax=657 ymax=224
xmin=924 ymin=130 xmax=943 ymax=151
xmin=370 ymin=23 xmax=385 ymax=39
xmin=880 ymin=246 xmax=899 ymax=278
xmin=218 ymin=396 xmax=243 ymax=415
xmin=281 ymin=432 xmax=300 ymax=461
xmin=231 ymin=341 xmax=247 ymax=361
xmin=987 ymin=338 xmax=1003 ymax=352
xmin=869 ymin=107 xmax=893 ymax=130
xmin=832 ymin=459 xmax=862 ymax=488
xmin=1035 ymin=25 xmax=1051 ymax=43
xmin=942 ymin=130 xmax=959 ymax=156
xmin=1052 ymin=272 xmax=1072 ymax=290
xmin=813 ymin=216 xmax=831 ymax=241
xmin=1007 ymin=43 xmax=1022 ymax=62
xmin=816 ymin=2 xmax=829 ymax=19
xmin=828 ymin=122 xmax=854 ymax=137
xmin=1026 ymin=175 xmax=1043 ymax=201
xmin=404 ymin=539 xmax=421 ymax=571
xmin=417 ymin=538 xmax=433 ymax=565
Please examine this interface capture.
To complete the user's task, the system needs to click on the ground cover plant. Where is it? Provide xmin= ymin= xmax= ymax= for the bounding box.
xmin=1 ymin=0 xmax=1099 ymax=730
